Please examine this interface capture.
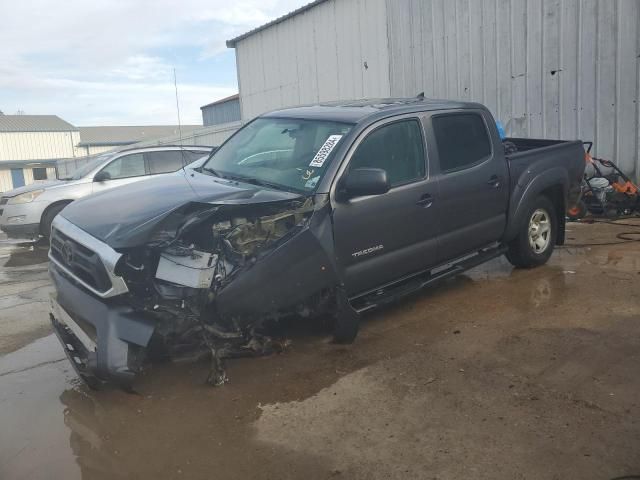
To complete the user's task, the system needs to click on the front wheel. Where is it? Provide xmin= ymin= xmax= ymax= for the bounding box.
xmin=41 ymin=202 xmax=70 ymax=240
xmin=506 ymin=196 xmax=557 ymax=268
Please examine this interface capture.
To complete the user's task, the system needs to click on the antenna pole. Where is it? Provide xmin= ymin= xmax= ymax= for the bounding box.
xmin=173 ymin=68 xmax=184 ymax=147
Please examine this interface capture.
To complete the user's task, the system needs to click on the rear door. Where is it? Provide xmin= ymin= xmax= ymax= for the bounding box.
xmin=424 ymin=110 xmax=508 ymax=260
xmin=332 ymin=115 xmax=441 ymax=296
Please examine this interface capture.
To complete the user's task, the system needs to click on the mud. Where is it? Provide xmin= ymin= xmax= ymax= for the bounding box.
xmin=1 ymin=222 xmax=639 ymax=480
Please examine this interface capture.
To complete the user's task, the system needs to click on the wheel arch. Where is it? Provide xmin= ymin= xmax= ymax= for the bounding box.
xmin=505 ymin=168 xmax=569 ymax=244
xmin=40 ymin=200 xmax=74 ymax=235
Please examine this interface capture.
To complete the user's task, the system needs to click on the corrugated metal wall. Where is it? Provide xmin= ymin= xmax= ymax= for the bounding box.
xmin=235 ymin=0 xmax=391 ymax=121
xmin=0 ymin=170 xmax=12 ymax=193
xmin=202 ymin=98 xmax=242 ymax=126
xmin=0 ymin=131 xmax=82 ymax=160
xmin=386 ymin=0 xmax=640 ymax=177
xmin=82 ymin=145 xmax=118 ymax=156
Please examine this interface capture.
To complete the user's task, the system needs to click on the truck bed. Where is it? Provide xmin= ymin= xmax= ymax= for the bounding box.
xmin=505 ymin=137 xmax=585 ymax=190
xmin=505 ymin=137 xmax=574 ymax=155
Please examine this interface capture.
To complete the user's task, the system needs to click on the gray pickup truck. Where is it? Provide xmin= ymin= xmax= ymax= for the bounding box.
xmin=48 ymin=98 xmax=586 ymax=388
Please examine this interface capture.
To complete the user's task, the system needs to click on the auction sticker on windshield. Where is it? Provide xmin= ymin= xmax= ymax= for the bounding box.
xmin=309 ymin=135 xmax=343 ymax=167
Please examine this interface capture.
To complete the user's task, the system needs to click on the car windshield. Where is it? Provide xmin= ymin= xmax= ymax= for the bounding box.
xmin=202 ymin=117 xmax=353 ymax=193
xmin=63 ymin=153 xmax=116 ymax=180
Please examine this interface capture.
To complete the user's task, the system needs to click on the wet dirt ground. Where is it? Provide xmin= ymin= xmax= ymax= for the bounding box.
xmin=1 ymin=221 xmax=639 ymax=480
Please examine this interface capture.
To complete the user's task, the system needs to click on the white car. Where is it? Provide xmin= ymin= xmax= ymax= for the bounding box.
xmin=0 ymin=145 xmax=213 ymax=241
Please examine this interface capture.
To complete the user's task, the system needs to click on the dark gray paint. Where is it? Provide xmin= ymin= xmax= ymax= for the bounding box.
xmin=50 ymin=99 xmax=586 ymax=385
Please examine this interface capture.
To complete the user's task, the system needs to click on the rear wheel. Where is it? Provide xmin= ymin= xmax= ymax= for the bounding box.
xmin=506 ymin=196 xmax=557 ymax=268
xmin=41 ymin=202 xmax=70 ymax=239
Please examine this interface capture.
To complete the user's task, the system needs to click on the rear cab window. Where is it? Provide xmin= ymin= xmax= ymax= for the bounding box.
xmin=431 ymin=113 xmax=492 ymax=173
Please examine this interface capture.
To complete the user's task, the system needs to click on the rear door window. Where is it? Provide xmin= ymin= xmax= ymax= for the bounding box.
xmin=432 ymin=113 xmax=492 ymax=172
xmin=145 ymin=151 xmax=185 ymax=174
xmin=349 ymin=119 xmax=426 ymax=186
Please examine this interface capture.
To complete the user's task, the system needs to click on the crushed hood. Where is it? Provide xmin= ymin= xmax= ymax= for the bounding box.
xmin=60 ymin=170 xmax=304 ymax=248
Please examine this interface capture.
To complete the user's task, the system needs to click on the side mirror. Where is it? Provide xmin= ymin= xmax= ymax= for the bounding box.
xmin=341 ymin=167 xmax=390 ymax=199
xmin=93 ymin=171 xmax=111 ymax=182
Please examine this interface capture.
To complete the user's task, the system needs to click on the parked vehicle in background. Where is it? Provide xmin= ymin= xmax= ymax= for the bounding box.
xmin=0 ymin=145 xmax=214 ymax=241
xmin=47 ymin=97 xmax=586 ymax=388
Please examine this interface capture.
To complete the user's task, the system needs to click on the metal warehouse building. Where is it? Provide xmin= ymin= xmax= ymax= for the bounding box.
xmin=201 ymin=94 xmax=241 ymax=127
xmin=227 ymin=0 xmax=640 ymax=178
xmin=0 ymin=115 xmax=73 ymax=191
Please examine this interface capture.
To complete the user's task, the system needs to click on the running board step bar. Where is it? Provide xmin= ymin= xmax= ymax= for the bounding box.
xmin=350 ymin=244 xmax=508 ymax=314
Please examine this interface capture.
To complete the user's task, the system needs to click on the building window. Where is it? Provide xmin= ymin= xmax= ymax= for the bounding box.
xmin=32 ymin=167 xmax=48 ymax=180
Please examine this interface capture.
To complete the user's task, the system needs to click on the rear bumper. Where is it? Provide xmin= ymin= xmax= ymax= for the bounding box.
xmin=49 ymin=263 xmax=156 ymax=388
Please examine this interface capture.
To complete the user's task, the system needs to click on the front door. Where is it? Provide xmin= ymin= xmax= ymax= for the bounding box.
xmin=91 ymin=152 xmax=148 ymax=194
xmin=332 ymin=116 xmax=441 ymax=296
xmin=426 ymin=111 xmax=509 ymax=260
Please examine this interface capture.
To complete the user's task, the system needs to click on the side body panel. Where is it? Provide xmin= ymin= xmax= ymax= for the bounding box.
xmin=504 ymin=140 xmax=585 ymax=242
xmin=329 ymin=114 xmax=441 ymax=296
xmin=423 ymin=108 xmax=509 ymax=260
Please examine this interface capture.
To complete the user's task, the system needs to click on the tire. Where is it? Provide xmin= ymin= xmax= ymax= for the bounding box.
xmin=506 ymin=195 xmax=557 ymax=268
xmin=41 ymin=202 xmax=70 ymax=239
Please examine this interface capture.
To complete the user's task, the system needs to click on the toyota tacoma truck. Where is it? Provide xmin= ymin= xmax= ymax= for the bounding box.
xmin=48 ymin=98 xmax=586 ymax=388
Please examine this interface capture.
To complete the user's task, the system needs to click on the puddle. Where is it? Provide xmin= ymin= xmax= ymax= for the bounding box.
xmin=0 ymin=223 xmax=639 ymax=479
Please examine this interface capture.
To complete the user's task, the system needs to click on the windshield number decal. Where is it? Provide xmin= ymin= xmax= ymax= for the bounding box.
xmin=309 ymin=135 xmax=343 ymax=168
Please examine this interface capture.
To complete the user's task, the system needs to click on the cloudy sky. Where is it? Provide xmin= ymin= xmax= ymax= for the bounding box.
xmin=0 ymin=0 xmax=308 ymax=126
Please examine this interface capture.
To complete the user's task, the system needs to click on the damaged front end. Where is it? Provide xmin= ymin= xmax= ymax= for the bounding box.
xmin=49 ymin=194 xmax=341 ymax=388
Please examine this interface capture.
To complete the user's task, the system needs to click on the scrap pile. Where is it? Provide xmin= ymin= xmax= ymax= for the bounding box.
xmin=568 ymin=142 xmax=640 ymax=220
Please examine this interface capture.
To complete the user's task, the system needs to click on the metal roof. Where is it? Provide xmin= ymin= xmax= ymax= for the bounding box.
xmin=78 ymin=125 xmax=202 ymax=146
xmin=200 ymin=94 xmax=240 ymax=110
xmin=0 ymin=115 xmax=77 ymax=132
xmin=226 ymin=0 xmax=329 ymax=47
xmin=264 ymin=97 xmax=485 ymax=123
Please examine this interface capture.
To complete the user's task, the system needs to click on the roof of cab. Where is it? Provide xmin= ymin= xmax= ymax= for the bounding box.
xmin=262 ymin=97 xmax=485 ymax=123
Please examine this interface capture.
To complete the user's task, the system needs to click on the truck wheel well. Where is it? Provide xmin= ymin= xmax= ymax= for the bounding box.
xmin=40 ymin=200 xmax=73 ymax=235
xmin=539 ymin=185 xmax=566 ymax=246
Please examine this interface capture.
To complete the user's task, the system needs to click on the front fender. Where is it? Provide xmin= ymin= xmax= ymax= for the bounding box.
xmin=215 ymin=202 xmax=341 ymax=323
xmin=504 ymin=167 xmax=569 ymax=242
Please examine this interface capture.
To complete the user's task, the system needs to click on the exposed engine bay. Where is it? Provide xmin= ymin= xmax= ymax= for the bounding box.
xmin=110 ymin=196 xmax=337 ymax=386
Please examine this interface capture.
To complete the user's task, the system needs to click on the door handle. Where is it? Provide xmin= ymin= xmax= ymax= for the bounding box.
xmin=487 ymin=175 xmax=501 ymax=188
xmin=416 ymin=193 xmax=434 ymax=208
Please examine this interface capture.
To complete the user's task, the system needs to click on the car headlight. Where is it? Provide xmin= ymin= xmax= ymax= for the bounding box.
xmin=8 ymin=189 xmax=45 ymax=204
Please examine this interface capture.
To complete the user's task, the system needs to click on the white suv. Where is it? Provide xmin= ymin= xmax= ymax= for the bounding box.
xmin=0 ymin=145 xmax=212 ymax=241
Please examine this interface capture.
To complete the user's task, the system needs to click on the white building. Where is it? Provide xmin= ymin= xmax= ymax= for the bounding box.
xmin=0 ymin=115 xmax=202 ymax=192
xmin=226 ymin=0 xmax=640 ymax=178
xmin=0 ymin=115 xmax=74 ymax=192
